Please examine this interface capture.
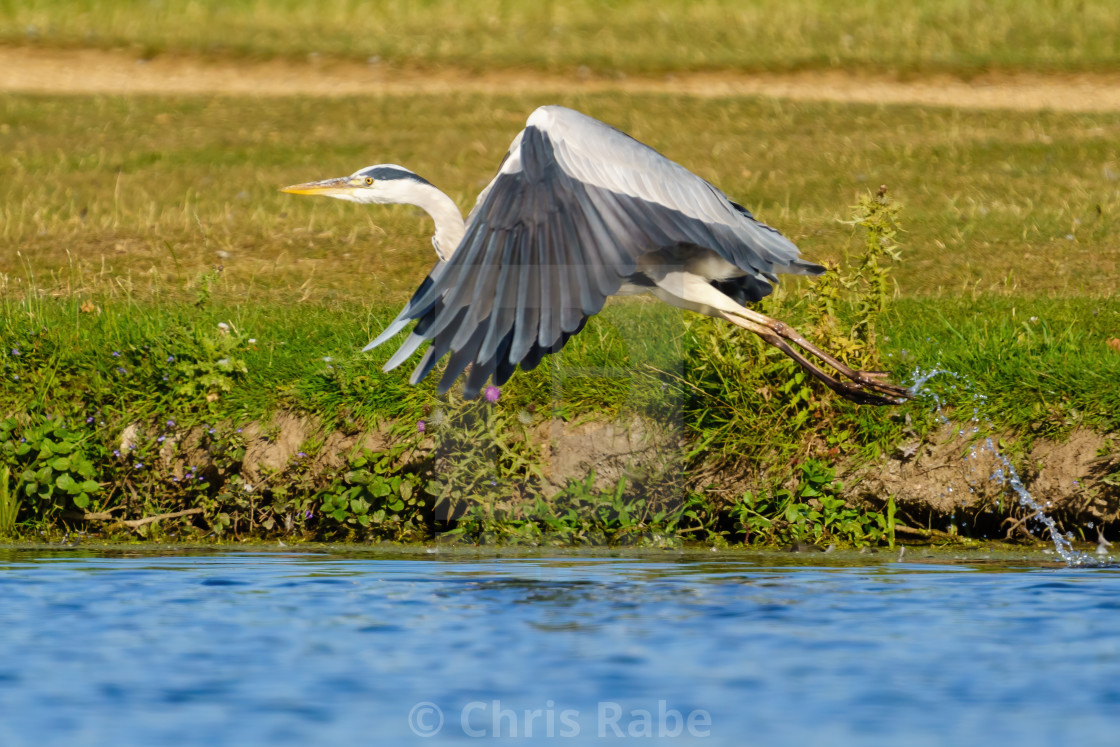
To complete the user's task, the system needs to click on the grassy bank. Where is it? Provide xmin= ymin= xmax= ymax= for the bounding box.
xmin=2 ymin=89 xmax=1119 ymax=545
xmin=5 ymin=0 xmax=1120 ymax=76
xmin=2 ymin=287 xmax=1117 ymax=545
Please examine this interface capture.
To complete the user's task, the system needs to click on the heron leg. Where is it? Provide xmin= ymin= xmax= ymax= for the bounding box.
xmin=725 ymin=307 xmax=906 ymax=395
xmin=648 ymin=270 xmax=910 ymax=404
xmin=718 ymin=312 xmax=907 ymax=405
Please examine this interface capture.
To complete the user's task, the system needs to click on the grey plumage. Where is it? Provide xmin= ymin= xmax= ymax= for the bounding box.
xmin=366 ymin=106 xmax=821 ymax=397
xmin=284 ymin=105 xmax=910 ymax=405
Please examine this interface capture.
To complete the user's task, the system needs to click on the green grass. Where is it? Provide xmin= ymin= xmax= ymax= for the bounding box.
xmin=3 ymin=92 xmax=1119 ymax=304
xmin=884 ymin=295 xmax=1120 ymax=438
xmin=0 ymin=291 xmax=687 ymax=429
xmin=3 ymin=290 xmax=1116 ymax=452
xmin=5 ymin=0 xmax=1120 ymax=76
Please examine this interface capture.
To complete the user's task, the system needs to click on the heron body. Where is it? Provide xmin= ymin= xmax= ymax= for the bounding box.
xmin=283 ymin=106 xmax=909 ymax=405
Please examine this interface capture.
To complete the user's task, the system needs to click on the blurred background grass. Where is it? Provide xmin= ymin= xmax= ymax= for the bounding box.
xmin=2 ymin=92 xmax=1117 ymax=303
xmin=5 ymin=0 xmax=1120 ymax=76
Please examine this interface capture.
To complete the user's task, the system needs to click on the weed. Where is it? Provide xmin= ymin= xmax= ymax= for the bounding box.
xmin=682 ymin=187 xmax=907 ymax=470
xmin=733 ymin=460 xmax=891 ymax=547
xmin=425 ymin=391 xmax=544 ymax=526
xmin=0 ymin=415 xmax=102 ymax=515
xmin=0 ymin=465 xmax=18 ymax=536
xmin=169 ymin=322 xmax=249 ymax=406
xmin=810 ymin=185 xmax=904 ymax=371
xmin=318 ymin=444 xmax=427 ymax=541
xmin=192 ymin=267 xmax=224 ymax=309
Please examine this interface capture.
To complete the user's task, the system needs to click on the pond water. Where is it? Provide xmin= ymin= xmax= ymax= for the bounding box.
xmin=1 ymin=547 xmax=1119 ymax=746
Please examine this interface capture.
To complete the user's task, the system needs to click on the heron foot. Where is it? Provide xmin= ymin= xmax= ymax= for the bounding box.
xmin=722 ymin=312 xmax=911 ymax=406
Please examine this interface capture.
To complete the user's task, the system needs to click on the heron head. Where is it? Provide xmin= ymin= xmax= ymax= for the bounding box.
xmin=281 ymin=164 xmax=433 ymax=205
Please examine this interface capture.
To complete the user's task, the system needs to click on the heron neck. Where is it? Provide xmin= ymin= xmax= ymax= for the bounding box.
xmin=409 ymin=183 xmax=465 ymax=260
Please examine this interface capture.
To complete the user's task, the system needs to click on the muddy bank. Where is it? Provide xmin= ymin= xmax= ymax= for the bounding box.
xmin=848 ymin=424 xmax=1119 ymax=538
xmin=133 ymin=409 xmax=1119 ymax=539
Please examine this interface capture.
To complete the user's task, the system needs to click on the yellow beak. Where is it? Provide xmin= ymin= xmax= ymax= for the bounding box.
xmin=280 ymin=176 xmax=355 ymax=196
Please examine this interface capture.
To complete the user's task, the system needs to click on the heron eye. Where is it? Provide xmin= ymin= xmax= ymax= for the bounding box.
xmin=364 ymin=177 xmax=374 ymax=186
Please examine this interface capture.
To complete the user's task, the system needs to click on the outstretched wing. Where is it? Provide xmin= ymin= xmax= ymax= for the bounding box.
xmin=367 ymin=105 xmax=817 ymax=397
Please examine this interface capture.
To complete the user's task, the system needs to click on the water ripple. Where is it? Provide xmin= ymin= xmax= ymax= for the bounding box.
xmin=0 ymin=551 xmax=1118 ymax=746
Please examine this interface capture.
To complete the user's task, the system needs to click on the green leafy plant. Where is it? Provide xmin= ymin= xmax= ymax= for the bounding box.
xmin=318 ymin=443 xmax=427 ymax=539
xmin=425 ymin=391 xmax=544 ymax=524
xmin=171 ymin=322 xmax=249 ymax=403
xmin=0 ymin=416 xmax=101 ymax=514
xmin=733 ymin=459 xmax=890 ymax=547
xmin=191 ymin=267 xmax=223 ymax=309
xmin=809 ymin=184 xmax=904 ymax=371
xmin=682 ymin=187 xmax=907 ymax=471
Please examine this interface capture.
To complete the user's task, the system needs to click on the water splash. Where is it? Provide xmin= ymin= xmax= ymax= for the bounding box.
xmin=907 ymin=368 xmax=1104 ymax=568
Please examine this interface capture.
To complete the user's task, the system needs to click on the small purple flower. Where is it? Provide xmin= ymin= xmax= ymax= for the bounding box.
xmin=167 ymin=355 xmax=175 ymax=363
xmin=116 ymin=366 xmax=127 ymax=375
xmin=305 ymin=509 xmax=314 ymax=520
xmin=484 ymin=385 xmax=500 ymax=404
xmin=166 ymin=420 xmax=176 ymax=428
xmin=112 ymin=449 xmax=121 ymax=458
xmin=86 ymin=416 xmax=94 ymax=424
xmin=112 ymin=351 xmax=121 ymax=358
xmin=297 ymin=451 xmax=307 ymax=458
xmin=134 ymin=462 xmax=144 ymax=470
xmin=157 ymin=435 xmax=165 ymax=443
xmin=10 ymin=348 xmax=19 ymax=356
xmin=417 ymin=420 xmax=426 ymax=433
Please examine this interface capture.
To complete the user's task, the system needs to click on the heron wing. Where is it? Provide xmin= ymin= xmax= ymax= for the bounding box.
xmin=529 ymin=106 xmax=817 ymax=279
xmin=368 ymin=105 xmax=820 ymax=396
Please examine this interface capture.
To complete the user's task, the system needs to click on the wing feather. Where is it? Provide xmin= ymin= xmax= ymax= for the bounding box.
xmin=479 ymin=234 xmax=521 ymax=362
xmin=511 ymin=230 xmax=540 ymax=363
xmin=438 ymin=320 xmax=486 ymax=394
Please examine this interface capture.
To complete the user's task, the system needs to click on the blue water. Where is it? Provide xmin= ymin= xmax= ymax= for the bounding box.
xmin=1 ymin=548 xmax=1119 ymax=746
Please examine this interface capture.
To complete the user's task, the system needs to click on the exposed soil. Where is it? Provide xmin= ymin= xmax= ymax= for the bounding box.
xmin=849 ymin=424 xmax=1118 ymax=536
xmin=154 ymin=410 xmax=683 ymax=497
xmin=139 ymin=408 xmax=1119 ymax=539
xmin=5 ymin=47 xmax=1120 ymax=112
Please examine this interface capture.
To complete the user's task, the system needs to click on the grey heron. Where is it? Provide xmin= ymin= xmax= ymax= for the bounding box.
xmin=282 ymin=105 xmax=909 ymax=405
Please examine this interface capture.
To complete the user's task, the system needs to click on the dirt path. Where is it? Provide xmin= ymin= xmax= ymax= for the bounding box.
xmin=5 ymin=47 xmax=1120 ymax=112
